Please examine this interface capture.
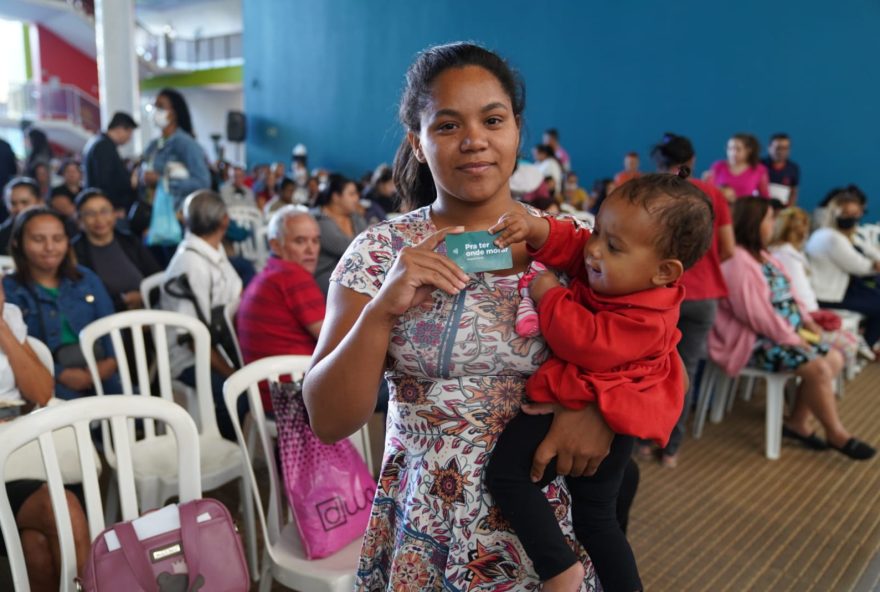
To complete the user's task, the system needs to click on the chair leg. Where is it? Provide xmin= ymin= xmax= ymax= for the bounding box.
xmin=239 ymin=476 xmax=259 ymax=581
xmin=727 ymin=376 xmax=741 ymax=411
xmin=258 ymin=556 xmax=273 ymax=592
xmin=709 ymin=374 xmax=731 ymax=424
xmin=765 ymin=378 xmax=785 ymax=460
xmin=693 ymin=363 xmax=718 ymax=438
xmin=104 ymin=472 xmax=119 ymax=525
xmin=742 ymin=375 xmax=756 ymax=402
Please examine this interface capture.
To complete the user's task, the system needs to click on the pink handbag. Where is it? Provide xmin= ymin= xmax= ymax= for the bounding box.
xmin=77 ymin=498 xmax=249 ymax=591
xmin=271 ymin=381 xmax=377 ymax=559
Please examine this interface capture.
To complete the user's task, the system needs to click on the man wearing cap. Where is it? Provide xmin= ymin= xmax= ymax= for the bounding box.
xmin=82 ymin=111 xmax=139 ymax=214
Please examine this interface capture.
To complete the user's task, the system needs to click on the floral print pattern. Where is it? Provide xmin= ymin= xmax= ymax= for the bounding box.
xmin=331 ymin=207 xmax=598 ymax=591
xmin=751 ymin=260 xmax=829 ymax=371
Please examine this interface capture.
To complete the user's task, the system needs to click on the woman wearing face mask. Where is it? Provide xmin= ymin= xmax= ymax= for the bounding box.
xmin=805 ymin=190 xmax=880 ymax=348
xmin=141 ymin=88 xmax=212 ymax=211
xmin=311 ymin=173 xmax=367 ymax=295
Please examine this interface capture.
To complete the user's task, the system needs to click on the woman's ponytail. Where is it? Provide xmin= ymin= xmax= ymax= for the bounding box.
xmin=392 ymin=137 xmax=436 ymax=212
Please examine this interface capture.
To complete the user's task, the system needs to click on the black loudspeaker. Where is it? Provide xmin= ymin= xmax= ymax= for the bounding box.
xmin=226 ymin=111 xmax=246 ymax=142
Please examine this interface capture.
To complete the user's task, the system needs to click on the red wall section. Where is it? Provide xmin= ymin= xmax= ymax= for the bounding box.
xmin=36 ymin=25 xmax=99 ymax=99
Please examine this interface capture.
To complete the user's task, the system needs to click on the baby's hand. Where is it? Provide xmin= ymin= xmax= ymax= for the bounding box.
xmin=529 ymin=271 xmax=561 ymax=304
xmin=489 ymin=209 xmax=540 ymax=249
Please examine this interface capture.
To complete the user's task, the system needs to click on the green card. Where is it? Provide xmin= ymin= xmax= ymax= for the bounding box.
xmin=445 ymin=230 xmax=513 ymax=273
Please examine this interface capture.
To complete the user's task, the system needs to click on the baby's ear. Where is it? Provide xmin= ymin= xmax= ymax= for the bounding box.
xmin=652 ymin=259 xmax=684 ymax=287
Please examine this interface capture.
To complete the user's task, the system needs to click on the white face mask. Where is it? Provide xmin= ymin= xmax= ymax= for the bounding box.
xmin=153 ymin=108 xmax=170 ymax=129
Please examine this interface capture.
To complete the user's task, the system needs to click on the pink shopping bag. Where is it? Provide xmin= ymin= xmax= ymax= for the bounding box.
xmin=270 ymin=381 xmax=376 ymax=559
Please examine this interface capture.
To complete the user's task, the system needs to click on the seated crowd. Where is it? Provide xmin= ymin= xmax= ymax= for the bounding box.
xmin=0 ymin=83 xmax=877 ymax=590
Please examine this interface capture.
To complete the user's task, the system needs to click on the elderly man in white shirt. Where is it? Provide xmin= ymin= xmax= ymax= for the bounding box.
xmin=805 ymin=194 xmax=880 ymax=349
xmin=161 ymin=190 xmax=243 ymax=439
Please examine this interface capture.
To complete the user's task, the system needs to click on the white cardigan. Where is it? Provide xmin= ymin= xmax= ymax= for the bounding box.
xmin=804 ymin=227 xmax=875 ymax=302
xmin=769 ymin=243 xmax=819 ymax=311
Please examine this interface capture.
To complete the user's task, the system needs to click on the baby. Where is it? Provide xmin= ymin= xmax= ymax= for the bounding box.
xmin=486 ymin=171 xmax=714 ymax=592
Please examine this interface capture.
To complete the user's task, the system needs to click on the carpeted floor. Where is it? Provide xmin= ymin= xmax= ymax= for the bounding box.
xmin=628 ymin=362 xmax=880 ymax=592
xmin=218 ymin=367 xmax=880 ymax=591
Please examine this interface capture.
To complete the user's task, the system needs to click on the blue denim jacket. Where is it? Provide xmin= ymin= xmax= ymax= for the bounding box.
xmin=143 ymin=129 xmax=212 ymax=210
xmin=3 ymin=266 xmax=118 ymax=398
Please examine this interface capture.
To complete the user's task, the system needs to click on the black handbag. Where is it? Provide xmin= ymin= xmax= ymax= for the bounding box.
xmin=53 ymin=342 xmax=105 ymax=369
xmin=163 ymin=273 xmax=241 ymax=369
xmin=127 ymin=198 xmax=153 ymax=237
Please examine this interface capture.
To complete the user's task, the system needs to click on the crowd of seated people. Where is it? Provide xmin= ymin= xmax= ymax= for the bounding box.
xmin=1 ymin=94 xmax=878 ymax=590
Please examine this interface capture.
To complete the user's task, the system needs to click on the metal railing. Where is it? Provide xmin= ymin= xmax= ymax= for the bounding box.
xmin=136 ymin=25 xmax=243 ymax=71
xmin=0 ymin=82 xmax=101 ymax=134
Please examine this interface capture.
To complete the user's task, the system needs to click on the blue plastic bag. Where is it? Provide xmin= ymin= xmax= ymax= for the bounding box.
xmin=146 ymin=182 xmax=182 ymax=246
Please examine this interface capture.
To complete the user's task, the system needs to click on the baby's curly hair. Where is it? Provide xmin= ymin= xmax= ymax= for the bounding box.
xmin=608 ymin=172 xmax=714 ymax=270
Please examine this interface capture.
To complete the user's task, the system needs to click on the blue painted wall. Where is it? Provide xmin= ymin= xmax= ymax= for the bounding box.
xmin=243 ymin=0 xmax=879 ymax=211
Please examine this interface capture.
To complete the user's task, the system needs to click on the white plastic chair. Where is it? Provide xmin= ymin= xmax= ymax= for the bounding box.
xmin=227 ymin=204 xmax=269 ymax=271
xmin=223 ymin=297 xmax=244 ymax=369
xmin=139 ymin=271 xmax=166 ymax=310
xmin=26 ymin=336 xmax=54 ymax=376
xmin=0 ymin=396 xmax=202 ymax=592
xmin=0 ymin=255 xmax=15 ymax=274
xmin=78 ymin=309 xmax=258 ymax=578
xmin=223 ymin=355 xmax=372 ymax=592
xmin=693 ymin=360 xmax=796 ymax=460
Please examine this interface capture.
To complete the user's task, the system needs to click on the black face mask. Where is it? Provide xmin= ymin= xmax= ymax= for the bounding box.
xmin=836 ymin=216 xmax=861 ymax=230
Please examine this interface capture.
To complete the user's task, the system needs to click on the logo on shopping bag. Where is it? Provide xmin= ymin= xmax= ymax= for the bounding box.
xmin=315 ymin=487 xmax=376 ymax=532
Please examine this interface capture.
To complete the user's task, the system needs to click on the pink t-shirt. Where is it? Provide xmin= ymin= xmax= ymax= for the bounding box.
xmin=709 ymin=161 xmax=770 ymax=198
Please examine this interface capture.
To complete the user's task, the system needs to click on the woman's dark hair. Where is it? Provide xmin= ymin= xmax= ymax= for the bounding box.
xmin=731 ymin=133 xmax=760 ymax=168
xmin=74 ymin=187 xmax=111 ymax=212
xmin=158 ymin=88 xmax=195 ymax=137
xmin=57 ymin=158 xmax=80 ymax=177
xmin=392 ymin=42 xmax=526 ymax=211
xmin=651 ymin=132 xmax=695 ymax=172
xmin=732 ymin=196 xmax=772 ymax=259
xmin=276 ymin=177 xmax=295 ymax=192
xmin=25 ymin=128 xmax=52 ymax=169
xmin=371 ymin=164 xmax=393 ymax=187
xmin=10 ymin=207 xmax=80 ymax=285
xmin=314 ymin=173 xmax=354 ymax=207
xmin=819 ymin=184 xmax=867 ymax=208
xmin=28 ymin=161 xmax=49 ymax=180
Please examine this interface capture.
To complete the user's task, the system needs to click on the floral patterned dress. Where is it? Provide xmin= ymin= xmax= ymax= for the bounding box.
xmin=331 ymin=207 xmax=599 ymax=592
xmin=750 ymin=259 xmax=829 ymax=371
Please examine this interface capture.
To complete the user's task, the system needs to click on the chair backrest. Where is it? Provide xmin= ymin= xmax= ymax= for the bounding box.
xmin=26 ymin=335 xmax=54 ymax=376
xmin=79 ymin=310 xmax=217 ymax=443
xmin=227 ymin=205 xmax=269 ymax=271
xmin=0 ymin=396 xmax=201 ymax=592
xmin=222 ymin=355 xmax=372 ymax=554
xmin=139 ymin=271 xmax=166 ymax=310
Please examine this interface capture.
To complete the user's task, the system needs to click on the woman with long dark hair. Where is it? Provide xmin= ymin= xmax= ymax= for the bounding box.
xmin=303 ymin=42 xmax=610 ymax=591
xmin=141 ymin=88 xmax=211 ymax=211
xmin=707 ymin=133 xmax=770 ymax=201
xmin=311 ymin=173 xmax=367 ymax=294
xmin=2 ymin=207 xmax=120 ymax=400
